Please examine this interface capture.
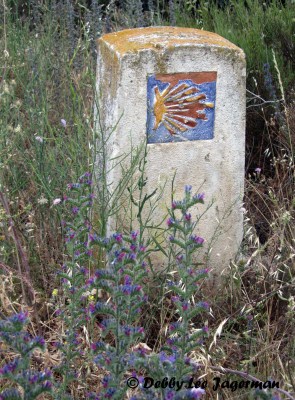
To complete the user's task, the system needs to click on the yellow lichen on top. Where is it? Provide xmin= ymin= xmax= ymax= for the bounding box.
xmin=98 ymin=26 xmax=242 ymax=55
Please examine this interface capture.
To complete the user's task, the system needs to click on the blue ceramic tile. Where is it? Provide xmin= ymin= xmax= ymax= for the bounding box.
xmin=147 ymin=72 xmax=216 ymax=143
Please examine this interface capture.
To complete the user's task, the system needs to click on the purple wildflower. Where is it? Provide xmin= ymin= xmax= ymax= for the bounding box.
xmin=166 ymin=337 xmax=176 ymax=346
xmin=113 ymin=233 xmax=123 ymax=243
xmin=124 ymin=326 xmax=132 ymax=336
xmin=130 ymin=244 xmax=137 ymax=252
xmin=169 ymin=322 xmax=180 ymax=331
xmin=35 ymin=336 xmax=45 ymax=347
xmin=165 ymin=390 xmax=175 ymax=400
xmin=185 ymin=356 xmax=191 ymax=365
xmin=42 ymin=381 xmax=53 ymax=390
xmin=0 ymin=359 xmax=19 ymax=375
xmin=182 ymin=301 xmax=189 ymax=311
xmin=197 ymin=301 xmax=209 ymax=310
xmin=89 ymin=233 xmax=98 ymax=242
xmin=72 ymin=206 xmax=79 ymax=214
xmin=67 ymin=183 xmax=81 ymax=190
xmin=102 ymin=376 xmax=111 ymax=388
xmin=91 ymin=341 xmax=103 ymax=351
xmin=167 ymin=217 xmax=175 ymax=227
xmin=194 ymin=192 xmax=205 ymax=202
xmin=29 ymin=374 xmax=39 ymax=384
xmin=191 ymin=235 xmax=204 ymax=245
xmin=86 ymin=276 xmax=95 ymax=285
xmin=105 ymin=388 xmax=116 ymax=398
xmin=60 ymin=119 xmax=67 ymax=127
xmin=131 ymin=231 xmax=138 ymax=240
xmin=121 ymin=283 xmax=141 ymax=294
xmin=12 ymin=311 xmax=28 ymax=324
xmin=198 ymin=268 xmax=209 ymax=275
xmin=159 ymin=352 xmax=176 ymax=363
xmin=128 ymin=253 xmax=136 ymax=261
xmin=189 ymin=388 xmax=205 ymax=399
xmin=124 ymin=275 xmax=132 ymax=285
xmin=184 ymin=213 xmax=192 ymax=221
xmin=117 ymin=252 xmax=125 ymax=261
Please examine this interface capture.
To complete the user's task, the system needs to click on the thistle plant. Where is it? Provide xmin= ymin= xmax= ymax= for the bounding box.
xmin=128 ymin=186 xmax=209 ymax=400
xmin=0 ymin=312 xmax=52 ymax=400
xmin=55 ymin=172 xmax=149 ymax=399
xmin=164 ymin=185 xmax=209 ymax=381
xmin=85 ymin=231 xmax=148 ymax=400
xmin=54 ymin=172 xmax=94 ymax=397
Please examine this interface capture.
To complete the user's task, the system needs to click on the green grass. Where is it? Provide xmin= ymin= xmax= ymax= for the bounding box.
xmin=175 ymin=0 xmax=295 ymax=91
xmin=0 ymin=1 xmax=97 ymax=289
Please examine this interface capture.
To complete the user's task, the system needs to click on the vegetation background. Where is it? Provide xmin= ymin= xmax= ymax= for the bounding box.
xmin=0 ymin=0 xmax=294 ymax=398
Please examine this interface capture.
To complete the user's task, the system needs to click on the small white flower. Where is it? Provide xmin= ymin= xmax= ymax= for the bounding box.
xmin=3 ymin=82 xmax=10 ymax=94
xmin=60 ymin=119 xmax=67 ymax=128
xmin=14 ymin=100 xmax=22 ymax=107
xmin=53 ymin=198 xmax=62 ymax=205
xmin=282 ymin=211 xmax=292 ymax=224
xmin=35 ymin=136 xmax=43 ymax=143
xmin=14 ymin=125 xmax=21 ymax=133
xmin=37 ymin=196 xmax=48 ymax=205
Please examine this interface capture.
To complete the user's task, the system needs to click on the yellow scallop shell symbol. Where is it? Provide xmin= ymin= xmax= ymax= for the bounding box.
xmin=153 ymin=82 xmax=214 ymax=135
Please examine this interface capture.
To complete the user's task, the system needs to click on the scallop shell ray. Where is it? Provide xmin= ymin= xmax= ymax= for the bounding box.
xmin=153 ymin=82 xmax=214 ymax=135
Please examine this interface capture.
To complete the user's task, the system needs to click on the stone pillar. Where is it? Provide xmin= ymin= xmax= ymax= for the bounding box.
xmin=95 ymin=26 xmax=246 ymax=272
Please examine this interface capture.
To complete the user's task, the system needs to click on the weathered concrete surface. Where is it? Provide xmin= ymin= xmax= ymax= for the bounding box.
xmin=95 ymin=26 xmax=246 ymax=273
